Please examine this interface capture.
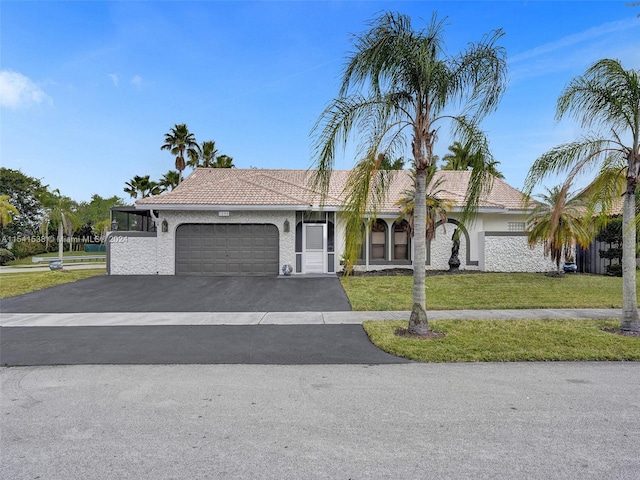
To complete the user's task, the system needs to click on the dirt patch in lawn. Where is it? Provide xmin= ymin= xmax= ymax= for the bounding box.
xmin=394 ymin=327 xmax=446 ymax=340
xmin=601 ymin=328 xmax=640 ymax=337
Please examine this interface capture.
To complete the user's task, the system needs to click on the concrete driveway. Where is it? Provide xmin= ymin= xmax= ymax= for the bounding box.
xmin=0 ymin=275 xmax=352 ymax=313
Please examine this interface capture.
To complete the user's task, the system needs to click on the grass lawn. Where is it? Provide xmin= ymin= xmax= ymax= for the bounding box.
xmin=342 ymin=272 xmax=635 ymax=310
xmin=363 ymin=319 xmax=640 ymax=362
xmin=0 ymin=269 xmax=105 ymax=299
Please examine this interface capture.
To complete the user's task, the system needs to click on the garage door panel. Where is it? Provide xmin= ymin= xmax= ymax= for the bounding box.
xmin=176 ymin=223 xmax=278 ymax=276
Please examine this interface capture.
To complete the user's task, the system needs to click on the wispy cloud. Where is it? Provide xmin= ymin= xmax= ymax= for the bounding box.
xmin=108 ymin=73 xmax=119 ymax=87
xmin=130 ymin=75 xmax=142 ymax=89
xmin=0 ymin=70 xmax=53 ymax=109
xmin=510 ymin=18 xmax=638 ymax=64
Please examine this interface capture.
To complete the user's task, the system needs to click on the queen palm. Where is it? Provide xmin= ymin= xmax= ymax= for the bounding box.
xmin=312 ymin=12 xmax=506 ymax=334
xmin=526 ymin=184 xmax=593 ymax=273
xmin=396 ymin=166 xmax=452 ymax=241
xmin=41 ymin=189 xmax=79 ymax=260
xmin=161 ymin=124 xmax=198 ymax=183
xmin=525 ymin=59 xmax=640 ymax=332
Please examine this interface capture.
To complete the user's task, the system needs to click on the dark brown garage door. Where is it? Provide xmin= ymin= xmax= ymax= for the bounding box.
xmin=175 ymin=224 xmax=279 ymax=276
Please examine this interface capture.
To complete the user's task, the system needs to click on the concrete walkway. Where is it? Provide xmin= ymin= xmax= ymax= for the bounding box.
xmin=0 ymin=308 xmax=624 ymax=327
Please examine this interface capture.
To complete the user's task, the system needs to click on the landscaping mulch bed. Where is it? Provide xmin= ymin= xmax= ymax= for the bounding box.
xmin=394 ymin=327 xmax=446 ymax=340
xmin=339 ymin=268 xmax=484 ymax=277
xmin=601 ymin=328 xmax=640 ymax=337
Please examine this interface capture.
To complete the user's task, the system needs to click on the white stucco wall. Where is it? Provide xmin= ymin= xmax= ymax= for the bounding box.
xmin=427 ymin=223 xmax=473 ymax=270
xmin=155 ymin=210 xmax=295 ymax=275
xmin=107 ymin=233 xmax=158 ymax=275
xmin=480 ymin=233 xmax=556 ymax=272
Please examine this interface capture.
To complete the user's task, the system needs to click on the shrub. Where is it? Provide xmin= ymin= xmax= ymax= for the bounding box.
xmin=10 ymin=239 xmax=47 ymax=259
xmin=0 ymin=248 xmax=15 ymax=265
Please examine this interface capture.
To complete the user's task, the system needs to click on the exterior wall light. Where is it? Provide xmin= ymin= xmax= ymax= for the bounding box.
xmin=111 ymin=218 xmax=118 ymax=231
xmin=162 ymin=219 xmax=169 ymax=233
xmin=284 ymin=219 xmax=290 ymax=233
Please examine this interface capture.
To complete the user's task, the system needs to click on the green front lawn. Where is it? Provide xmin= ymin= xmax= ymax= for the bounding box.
xmin=341 ymin=272 xmax=634 ymax=310
xmin=0 ymin=269 xmax=105 ymax=299
xmin=363 ymin=319 xmax=640 ymax=362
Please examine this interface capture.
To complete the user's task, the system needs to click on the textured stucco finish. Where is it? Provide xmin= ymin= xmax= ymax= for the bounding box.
xmin=428 ymin=224 xmax=473 ymax=270
xmin=108 ymin=234 xmax=158 ymax=275
xmin=111 ymin=209 xmax=551 ymax=275
xmin=482 ymin=234 xmax=556 ymax=272
xmin=154 ymin=210 xmax=295 ymax=275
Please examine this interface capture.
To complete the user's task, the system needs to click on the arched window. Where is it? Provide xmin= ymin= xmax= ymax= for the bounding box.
xmin=393 ymin=220 xmax=410 ymax=260
xmin=370 ymin=220 xmax=387 ymax=260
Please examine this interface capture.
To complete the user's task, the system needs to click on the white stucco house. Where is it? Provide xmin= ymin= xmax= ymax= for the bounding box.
xmin=107 ymin=168 xmax=554 ymax=276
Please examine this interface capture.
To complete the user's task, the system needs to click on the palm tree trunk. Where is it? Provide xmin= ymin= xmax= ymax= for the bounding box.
xmin=57 ymin=222 xmax=63 ymax=261
xmin=620 ymin=190 xmax=640 ymax=331
xmin=408 ymin=169 xmax=429 ymax=334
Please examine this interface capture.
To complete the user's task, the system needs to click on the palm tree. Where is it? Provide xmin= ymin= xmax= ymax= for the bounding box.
xmin=524 ymin=59 xmax=640 ymax=332
xmin=396 ymin=167 xmax=452 ymax=241
xmin=311 ymin=12 xmax=506 ymax=334
xmin=212 ymin=154 xmax=235 ymax=168
xmin=441 ymin=141 xmax=505 ymax=179
xmin=41 ymin=189 xmax=79 ymax=260
xmin=124 ymin=175 xmax=161 ymax=199
xmin=187 ymin=140 xmax=218 ymax=168
xmin=0 ymin=195 xmax=19 ymax=227
xmin=161 ymin=124 xmax=198 ymax=183
xmin=526 ymin=184 xmax=593 ymax=274
xmin=159 ymin=170 xmax=180 ymax=192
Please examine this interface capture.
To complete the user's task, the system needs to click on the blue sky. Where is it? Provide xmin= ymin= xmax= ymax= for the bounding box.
xmin=1 ymin=1 xmax=638 ymax=203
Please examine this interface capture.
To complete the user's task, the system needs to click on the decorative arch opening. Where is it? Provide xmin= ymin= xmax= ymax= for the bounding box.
xmin=429 ymin=219 xmax=478 ymax=266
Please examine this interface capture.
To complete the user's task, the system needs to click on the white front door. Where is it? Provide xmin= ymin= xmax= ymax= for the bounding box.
xmin=304 ymin=224 xmax=326 ymax=273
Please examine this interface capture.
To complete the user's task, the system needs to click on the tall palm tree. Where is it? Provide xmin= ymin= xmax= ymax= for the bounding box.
xmin=311 ymin=12 xmax=506 ymax=334
xmin=524 ymin=59 xmax=640 ymax=332
xmin=526 ymin=184 xmax=593 ymax=273
xmin=441 ymin=141 xmax=505 ymax=179
xmin=161 ymin=124 xmax=198 ymax=183
xmin=396 ymin=167 xmax=452 ymax=241
xmin=124 ymin=175 xmax=161 ymax=199
xmin=41 ymin=189 xmax=79 ymax=260
xmin=0 ymin=195 xmax=19 ymax=227
xmin=159 ymin=170 xmax=180 ymax=192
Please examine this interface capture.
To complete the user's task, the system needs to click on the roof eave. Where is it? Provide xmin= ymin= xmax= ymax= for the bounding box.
xmin=134 ymin=203 xmax=341 ymax=212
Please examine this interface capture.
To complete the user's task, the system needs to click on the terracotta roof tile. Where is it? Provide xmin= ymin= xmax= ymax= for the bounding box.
xmin=136 ymin=168 xmax=529 ymax=211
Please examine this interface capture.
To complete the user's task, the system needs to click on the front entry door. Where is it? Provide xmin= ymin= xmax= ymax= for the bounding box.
xmin=304 ymin=224 xmax=326 ymax=273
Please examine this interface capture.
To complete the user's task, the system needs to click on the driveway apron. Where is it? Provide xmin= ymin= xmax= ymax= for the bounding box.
xmin=0 ymin=275 xmax=411 ymax=366
xmin=0 ymin=275 xmax=352 ymax=313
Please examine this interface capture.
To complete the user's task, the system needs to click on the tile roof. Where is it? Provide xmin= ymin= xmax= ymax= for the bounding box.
xmin=136 ymin=168 xmax=529 ymax=212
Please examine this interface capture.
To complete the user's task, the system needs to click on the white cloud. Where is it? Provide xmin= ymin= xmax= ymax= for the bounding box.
xmin=130 ymin=75 xmax=142 ymax=89
xmin=0 ymin=70 xmax=52 ymax=109
xmin=510 ymin=18 xmax=638 ymax=64
xmin=108 ymin=73 xmax=119 ymax=87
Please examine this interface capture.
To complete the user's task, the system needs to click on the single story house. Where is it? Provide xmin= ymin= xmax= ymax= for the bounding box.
xmin=107 ymin=168 xmax=554 ymax=275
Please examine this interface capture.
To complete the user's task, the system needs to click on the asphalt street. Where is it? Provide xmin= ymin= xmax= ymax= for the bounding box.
xmin=2 ymin=362 xmax=638 ymax=480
